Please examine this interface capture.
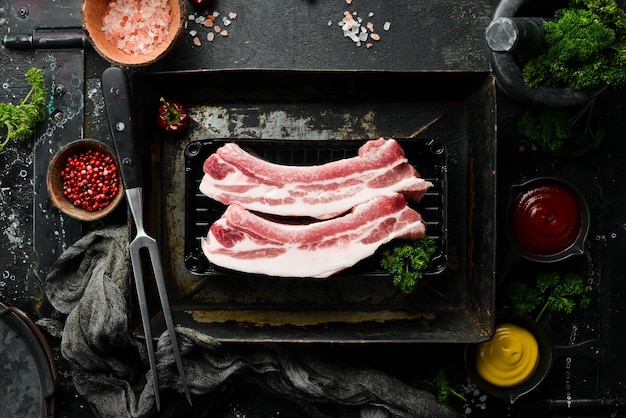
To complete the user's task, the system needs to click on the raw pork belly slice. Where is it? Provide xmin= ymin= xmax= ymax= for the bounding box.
xmin=200 ymin=138 xmax=432 ymax=219
xmin=201 ymin=193 xmax=426 ymax=278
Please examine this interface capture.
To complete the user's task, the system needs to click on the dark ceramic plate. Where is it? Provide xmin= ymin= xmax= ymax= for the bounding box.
xmin=0 ymin=302 xmax=57 ymax=418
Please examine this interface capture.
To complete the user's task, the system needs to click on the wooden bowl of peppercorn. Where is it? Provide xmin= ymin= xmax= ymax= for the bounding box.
xmin=47 ymin=139 xmax=124 ymax=221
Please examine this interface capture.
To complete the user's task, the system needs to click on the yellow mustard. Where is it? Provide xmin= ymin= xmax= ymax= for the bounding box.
xmin=475 ymin=323 xmax=540 ymax=387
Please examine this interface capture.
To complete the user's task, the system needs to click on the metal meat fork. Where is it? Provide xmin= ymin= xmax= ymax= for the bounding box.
xmin=101 ymin=67 xmax=191 ymax=410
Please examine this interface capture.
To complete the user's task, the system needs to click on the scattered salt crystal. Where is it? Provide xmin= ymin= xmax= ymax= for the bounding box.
xmin=336 ymin=5 xmax=390 ymax=50
xmin=342 ymin=19 xmax=358 ymax=32
xmin=184 ymin=8 xmax=238 ymax=44
xmin=328 ymin=20 xmax=333 ymax=26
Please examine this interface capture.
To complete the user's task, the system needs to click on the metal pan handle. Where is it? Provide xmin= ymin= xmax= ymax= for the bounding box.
xmin=553 ymin=339 xmax=604 ymax=359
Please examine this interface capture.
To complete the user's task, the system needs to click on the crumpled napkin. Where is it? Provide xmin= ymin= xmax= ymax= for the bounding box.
xmin=44 ymin=226 xmax=460 ymax=418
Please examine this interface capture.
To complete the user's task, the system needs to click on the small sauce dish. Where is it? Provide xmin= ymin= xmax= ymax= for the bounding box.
xmin=506 ymin=177 xmax=590 ymax=263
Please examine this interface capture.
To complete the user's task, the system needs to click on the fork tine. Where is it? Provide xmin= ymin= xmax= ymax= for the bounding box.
xmin=147 ymin=243 xmax=193 ymax=406
xmin=129 ymin=250 xmax=161 ymax=411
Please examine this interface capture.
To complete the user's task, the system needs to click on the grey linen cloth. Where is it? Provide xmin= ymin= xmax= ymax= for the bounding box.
xmin=44 ymin=226 xmax=460 ymax=418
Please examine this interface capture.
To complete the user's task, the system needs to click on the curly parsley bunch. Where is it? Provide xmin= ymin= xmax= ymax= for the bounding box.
xmin=522 ymin=0 xmax=626 ymax=90
xmin=518 ymin=98 xmax=604 ymax=156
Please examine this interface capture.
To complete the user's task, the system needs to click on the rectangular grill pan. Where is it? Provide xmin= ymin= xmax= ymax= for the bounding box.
xmin=128 ymin=69 xmax=497 ymax=343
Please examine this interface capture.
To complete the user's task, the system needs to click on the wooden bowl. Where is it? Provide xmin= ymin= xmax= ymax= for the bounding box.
xmin=47 ymin=139 xmax=124 ymax=221
xmin=82 ymin=0 xmax=186 ymax=67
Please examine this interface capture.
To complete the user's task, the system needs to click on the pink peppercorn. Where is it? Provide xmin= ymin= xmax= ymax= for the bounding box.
xmin=60 ymin=150 xmax=120 ymax=212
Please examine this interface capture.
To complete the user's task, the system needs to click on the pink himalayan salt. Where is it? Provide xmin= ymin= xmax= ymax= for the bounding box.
xmin=102 ymin=0 xmax=172 ymax=55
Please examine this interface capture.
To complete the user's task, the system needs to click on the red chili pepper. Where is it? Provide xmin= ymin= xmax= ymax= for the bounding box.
xmin=157 ymin=97 xmax=189 ymax=134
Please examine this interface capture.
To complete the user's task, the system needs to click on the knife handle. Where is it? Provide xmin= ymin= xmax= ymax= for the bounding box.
xmin=101 ymin=67 xmax=141 ymax=190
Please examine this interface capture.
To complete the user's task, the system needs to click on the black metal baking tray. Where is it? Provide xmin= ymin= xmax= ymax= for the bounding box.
xmin=128 ymin=69 xmax=497 ymax=343
xmin=183 ymin=138 xmax=448 ymax=277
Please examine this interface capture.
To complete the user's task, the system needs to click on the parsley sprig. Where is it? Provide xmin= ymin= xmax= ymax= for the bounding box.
xmin=0 ymin=68 xmax=47 ymax=155
xmin=434 ymin=369 xmax=466 ymax=405
xmin=380 ymin=235 xmax=436 ymax=293
xmin=507 ymin=272 xmax=592 ymax=322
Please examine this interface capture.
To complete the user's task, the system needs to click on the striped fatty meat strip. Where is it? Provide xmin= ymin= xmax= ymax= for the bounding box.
xmin=201 ymin=193 xmax=426 ymax=278
xmin=200 ymin=138 xmax=432 ymax=219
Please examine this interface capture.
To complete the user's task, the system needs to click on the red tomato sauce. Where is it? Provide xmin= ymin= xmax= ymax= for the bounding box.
xmin=509 ymin=184 xmax=581 ymax=256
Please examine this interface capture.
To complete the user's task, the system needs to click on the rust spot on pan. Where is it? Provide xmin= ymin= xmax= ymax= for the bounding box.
xmin=187 ymin=309 xmax=436 ymax=327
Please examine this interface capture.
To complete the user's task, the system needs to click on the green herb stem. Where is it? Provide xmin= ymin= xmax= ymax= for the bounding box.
xmin=535 ymin=301 xmax=550 ymax=322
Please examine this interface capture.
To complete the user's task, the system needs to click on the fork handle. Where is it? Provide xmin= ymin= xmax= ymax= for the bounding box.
xmin=101 ymin=66 xmax=142 ymax=190
xmin=125 ymin=187 xmax=146 ymax=234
